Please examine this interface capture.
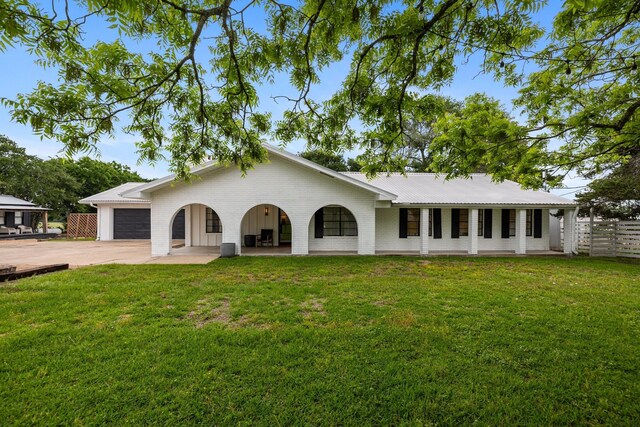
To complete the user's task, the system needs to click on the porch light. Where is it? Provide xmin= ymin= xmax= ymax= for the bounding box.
xmin=264 ymin=206 xmax=269 ymax=216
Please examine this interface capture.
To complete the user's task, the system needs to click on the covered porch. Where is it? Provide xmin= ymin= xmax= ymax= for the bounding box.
xmin=240 ymin=204 xmax=292 ymax=253
xmin=396 ymin=206 xmax=578 ymax=256
xmin=0 ymin=195 xmax=51 ymax=237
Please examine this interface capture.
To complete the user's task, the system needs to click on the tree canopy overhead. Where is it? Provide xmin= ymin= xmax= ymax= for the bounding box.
xmin=0 ymin=0 xmax=638 ymax=186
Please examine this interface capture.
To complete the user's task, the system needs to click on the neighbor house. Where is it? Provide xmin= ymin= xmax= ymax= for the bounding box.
xmin=80 ymin=144 xmax=578 ymax=256
xmin=0 ymin=195 xmax=49 ymax=235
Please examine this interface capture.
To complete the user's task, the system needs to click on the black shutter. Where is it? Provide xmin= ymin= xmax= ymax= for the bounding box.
xmin=533 ymin=209 xmax=542 ymax=238
xmin=433 ymin=208 xmax=442 ymax=239
xmin=501 ymin=209 xmax=510 ymax=238
xmin=399 ymin=208 xmax=408 ymax=238
xmin=314 ymin=208 xmax=324 ymax=238
xmin=451 ymin=209 xmax=460 ymax=238
xmin=483 ymin=209 xmax=493 ymax=238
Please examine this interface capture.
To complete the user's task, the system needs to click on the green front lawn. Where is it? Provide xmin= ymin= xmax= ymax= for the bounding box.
xmin=1 ymin=257 xmax=639 ymax=425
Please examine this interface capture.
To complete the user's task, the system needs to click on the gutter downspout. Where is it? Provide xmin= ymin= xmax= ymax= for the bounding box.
xmin=90 ymin=203 xmax=100 ymax=240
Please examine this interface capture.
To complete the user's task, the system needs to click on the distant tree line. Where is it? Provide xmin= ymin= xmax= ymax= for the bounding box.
xmin=0 ymin=135 xmax=147 ymax=221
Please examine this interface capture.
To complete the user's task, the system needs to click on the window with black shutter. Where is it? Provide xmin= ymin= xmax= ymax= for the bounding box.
xmin=451 ymin=209 xmax=469 ymax=238
xmin=501 ymin=209 xmax=516 ymax=238
xmin=399 ymin=208 xmax=420 ymax=238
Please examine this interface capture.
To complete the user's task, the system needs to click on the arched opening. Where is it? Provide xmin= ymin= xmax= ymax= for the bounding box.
xmin=308 ymin=205 xmax=358 ymax=253
xmin=240 ymin=204 xmax=292 ymax=254
xmin=170 ymin=203 xmax=223 ymax=255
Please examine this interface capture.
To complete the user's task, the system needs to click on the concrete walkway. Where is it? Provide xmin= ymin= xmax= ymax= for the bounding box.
xmin=0 ymin=239 xmax=218 ymax=270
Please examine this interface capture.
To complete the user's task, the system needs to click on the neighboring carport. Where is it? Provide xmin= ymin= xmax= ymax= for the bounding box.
xmin=0 ymin=194 xmax=51 ymax=235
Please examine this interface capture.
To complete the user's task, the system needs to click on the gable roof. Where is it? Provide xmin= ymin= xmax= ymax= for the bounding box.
xmin=121 ymin=144 xmax=397 ymax=200
xmin=83 ymin=147 xmax=575 ymax=208
xmin=342 ymin=173 xmax=577 ymax=206
xmin=79 ymin=183 xmax=150 ymax=204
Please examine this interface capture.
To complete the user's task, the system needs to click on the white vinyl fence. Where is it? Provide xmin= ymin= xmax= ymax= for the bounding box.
xmin=572 ymin=220 xmax=640 ymax=258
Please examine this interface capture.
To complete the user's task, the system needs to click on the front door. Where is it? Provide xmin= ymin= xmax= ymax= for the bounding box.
xmin=279 ymin=209 xmax=291 ymax=244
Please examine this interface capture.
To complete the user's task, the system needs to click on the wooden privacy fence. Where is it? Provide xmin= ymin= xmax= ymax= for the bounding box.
xmin=67 ymin=213 xmax=97 ymax=239
xmin=575 ymin=220 xmax=640 ymax=258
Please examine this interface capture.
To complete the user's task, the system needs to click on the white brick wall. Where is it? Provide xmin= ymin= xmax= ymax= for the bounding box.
xmin=149 ymin=155 xmax=379 ymax=256
xmin=96 ymin=179 xmax=552 ymax=255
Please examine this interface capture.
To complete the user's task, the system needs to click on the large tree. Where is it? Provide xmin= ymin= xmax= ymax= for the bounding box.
xmin=0 ymin=135 xmax=147 ymax=218
xmin=299 ymin=150 xmax=349 ymax=171
xmin=392 ymin=94 xmax=462 ymax=172
xmin=50 ymin=156 xmax=147 ymax=213
xmin=0 ymin=0 xmax=638 ymax=186
xmin=575 ymin=154 xmax=640 ymax=220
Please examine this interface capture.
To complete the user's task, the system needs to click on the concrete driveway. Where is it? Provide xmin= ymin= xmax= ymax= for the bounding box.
xmin=0 ymin=239 xmax=218 ymax=269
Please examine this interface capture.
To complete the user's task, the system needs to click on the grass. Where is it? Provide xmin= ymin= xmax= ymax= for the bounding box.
xmin=1 ymin=256 xmax=639 ymax=425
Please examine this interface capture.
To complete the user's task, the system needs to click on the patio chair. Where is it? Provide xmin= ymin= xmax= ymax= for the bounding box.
xmin=0 ymin=226 xmax=18 ymax=235
xmin=18 ymin=225 xmax=33 ymax=234
xmin=260 ymin=229 xmax=274 ymax=247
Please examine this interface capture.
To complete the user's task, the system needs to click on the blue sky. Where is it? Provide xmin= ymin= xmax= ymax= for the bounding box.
xmin=0 ymin=1 xmax=586 ymax=197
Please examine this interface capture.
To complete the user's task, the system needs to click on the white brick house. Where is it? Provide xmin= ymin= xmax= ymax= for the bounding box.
xmin=80 ymin=144 xmax=578 ymax=256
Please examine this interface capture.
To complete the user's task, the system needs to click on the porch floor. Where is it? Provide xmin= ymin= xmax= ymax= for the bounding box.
xmin=168 ymin=245 xmax=565 ymax=257
xmin=243 ymin=246 xmax=293 ymax=256
xmin=376 ymin=250 xmax=566 ymax=256
xmin=170 ymin=245 xmax=219 ymax=256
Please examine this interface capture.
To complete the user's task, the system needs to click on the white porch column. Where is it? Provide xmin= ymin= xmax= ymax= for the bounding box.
xmin=221 ymin=215 xmax=242 ymax=255
xmin=469 ymin=208 xmax=478 ymax=255
xmin=151 ymin=209 xmax=171 ymax=256
xmin=420 ymin=208 xmax=429 ymax=255
xmin=291 ymin=217 xmax=309 ymax=255
xmin=184 ymin=205 xmax=192 ymax=247
xmin=563 ymin=209 xmax=574 ymax=254
xmin=516 ymin=208 xmax=527 ymax=254
xmin=357 ymin=209 xmax=376 ymax=255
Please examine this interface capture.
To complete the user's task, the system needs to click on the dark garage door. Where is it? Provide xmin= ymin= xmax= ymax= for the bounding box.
xmin=113 ymin=208 xmax=151 ymax=239
xmin=113 ymin=208 xmax=185 ymax=239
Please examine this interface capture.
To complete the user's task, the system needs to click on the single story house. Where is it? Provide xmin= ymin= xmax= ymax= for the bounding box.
xmin=0 ymin=195 xmax=49 ymax=234
xmin=80 ymin=144 xmax=578 ymax=256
